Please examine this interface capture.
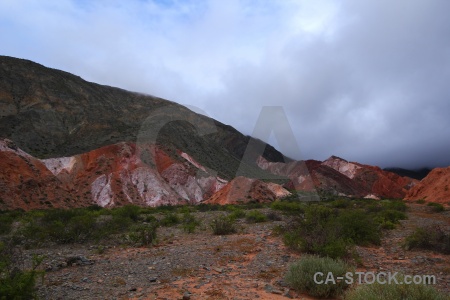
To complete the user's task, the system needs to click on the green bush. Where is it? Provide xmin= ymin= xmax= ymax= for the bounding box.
xmin=245 ymin=211 xmax=268 ymax=223
xmin=375 ymin=209 xmax=407 ymax=225
xmin=270 ymin=201 xmax=305 ymax=215
xmin=180 ymin=212 xmax=200 ymax=233
xmin=160 ymin=213 xmax=180 ymax=227
xmin=404 ymin=225 xmax=450 ymax=254
xmin=127 ymin=223 xmax=157 ymax=246
xmin=282 ymin=204 xmax=383 ymax=258
xmin=330 ymin=199 xmax=351 ymax=209
xmin=210 ymin=216 xmax=237 ymax=235
xmin=195 ymin=203 xmax=221 ymax=212
xmin=337 ymin=210 xmax=381 ymax=245
xmin=285 ymin=255 xmax=352 ymax=298
xmin=427 ymin=202 xmax=445 ymax=212
xmin=228 ymin=208 xmax=246 ymax=220
xmin=344 ymin=279 xmax=449 ymax=300
xmin=112 ymin=205 xmax=140 ymax=221
xmin=0 ymin=210 xmax=23 ymax=235
xmin=381 ymin=200 xmax=407 ymax=212
xmin=0 ymin=241 xmax=44 ymax=299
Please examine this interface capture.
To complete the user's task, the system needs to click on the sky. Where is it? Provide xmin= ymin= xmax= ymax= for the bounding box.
xmin=1 ymin=0 xmax=449 ymax=169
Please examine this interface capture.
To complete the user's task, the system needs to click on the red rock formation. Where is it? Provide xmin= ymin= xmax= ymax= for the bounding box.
xmin=322 ymin=156 xmax=416 ymax=198
xmin=405 ymin=167 xmax=450 ymax=204
xmin=0 ymin=139 xmax=75 ymax=210
xmin=0 ymin=139 xmax=229 ymax=210
xmin=204 ymin=176 xmax=289 ymax=205
xmin=257 ymin=155 xmax=416 ymax=199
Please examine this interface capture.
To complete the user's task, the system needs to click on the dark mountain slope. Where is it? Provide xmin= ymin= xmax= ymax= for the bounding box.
xmin=383 ymin=167 xmax=431 ymax=180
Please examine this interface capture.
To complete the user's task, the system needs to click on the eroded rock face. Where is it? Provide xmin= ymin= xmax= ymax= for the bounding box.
xmin=257 ymin=155 xmax=417 ymax=199
xmin=204 ymin=176 xmax=290 ymax=205
xmin=405 ymin=167 xmax=450 ymax=204
xmin=322 ymin=156 xmax=417 ymax=199
xmin=0 ymin=139 xmax=75 ymax=210
xmin=0 ymin=140 xmax=229 ymax=210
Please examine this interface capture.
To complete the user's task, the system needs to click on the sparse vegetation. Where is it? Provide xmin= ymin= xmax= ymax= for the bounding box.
xmin=344 ymin=278 xmax=449 ymax=300
xmin=0 ymin=240 xmax=44 ymax=299
xmin=404 ymin=225 xmax=450 ymax=254
xmin=245 ymin=210 xmax=268 ymax=223
xmin=281 ymin=199 xmax=407 ymax=258
xmin=427 ymin=202 xmax=445 ymax=212
xmin=180 ymin=212 xmax=200 ymax=233
xmin=210 ymin=216 xmax=237 ymax=235
xmin=270 ymin=200 xmax=305 ymax=215
xmin=160 ymin=212 xmax=180 ymax=227
xmin=127 ymin=223 xmax=157 ymax=246
xmin=285 ymin=255 xmax=352 ymax=298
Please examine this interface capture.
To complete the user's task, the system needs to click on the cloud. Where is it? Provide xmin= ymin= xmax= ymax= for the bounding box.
xmin=1 ymin=0 xmax=449 ymax=168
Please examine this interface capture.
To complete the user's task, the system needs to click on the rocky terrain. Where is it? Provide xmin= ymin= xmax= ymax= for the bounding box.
xmin=14 ymin=203 xmax=447 ymax=300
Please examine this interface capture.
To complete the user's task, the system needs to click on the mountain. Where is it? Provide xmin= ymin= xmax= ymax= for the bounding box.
xmin=383 ymin=167 xmax=431 ymax=180
xmin=0 ymin=139 xmax=290 ymax=210
xmin=0 ymin=55 xmax=287 ymax=182
xmin=0 ymin=56 xmax=423 ymax=210
xmin=258 ymin=155 xmax=417 ymax=199
xmin=405 ymin=167 xmax=450 ymax=204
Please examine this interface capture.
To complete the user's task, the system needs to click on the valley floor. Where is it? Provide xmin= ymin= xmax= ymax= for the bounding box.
xmin=30 ymin=204 xmax=449 ymax=300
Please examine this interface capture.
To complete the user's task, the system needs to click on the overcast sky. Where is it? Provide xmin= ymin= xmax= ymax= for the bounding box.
xmin=1 ymin=0 xmax=449 ymax=169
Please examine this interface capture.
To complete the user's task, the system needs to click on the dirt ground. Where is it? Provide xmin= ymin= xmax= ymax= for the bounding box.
xmin=31 ymin=204 xmax=449 ymax=300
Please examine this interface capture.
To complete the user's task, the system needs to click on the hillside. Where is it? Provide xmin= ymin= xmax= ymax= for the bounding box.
xmin=405 ymin=167 xmax=450 ymax=204
xmin=0 ymin=55 xmax=287 ymax=181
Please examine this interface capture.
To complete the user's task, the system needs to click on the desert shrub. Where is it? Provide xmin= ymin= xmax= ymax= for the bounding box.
xmin=112 ymin=205 xmax=140 ymax=221
xmin=416 ymin=199 xmax=426 ymax=204
xmin=374 ymin=209 xmax=406 ymax=226
xmin=177 ymin=205 xmax=195 ymax=214
xmin=381 ymin=200 xmax=407 ymax=212
xmin=240 ymin=202 xmax=266 ymax=210
xmin=344 ymin=278 xmax=449 ymax=300
xmin=127 ymin=223 xmax=157 ymax=246
xmin=228 ymin=208 xmax=246 ymax=220
xmin=160 ymin=213 xmax=180 ymax=227
xmin=337 ymin=210 xmax=381 ymax=245
xmin=180 ymin=212 xmax=200 ymax=233
xmin=285 ymin=255 xmax=352 ymax=298
xmin=270 ymin=201 xmax=305 ymax=215
xmin=404 ymin=225 xmax=450 ymax=254
xmin=283 ymin=205 xmax=350 ymax=259
xmin=330 ymin=199 xmax=351 ymax=209
xmin=210 ymin=216 xmax=237 ymax=235
xmin=195 ymin=203 xmax=221 ymax=212
xmin=427 ymin=202 xmax=445 ymax=212
xmin=282 ymin=205 xmax=382 ymax=259
xmin=245 ymin=211 xmax=268 ymax=223
xmin=143 ymin=215 xmax=157 ymax=223
xmin=0 ymin=241 xmax=44 ymax=299
xmin=380 ymin=220 xmax=396 ymax=230
xmin=0 ymin=212 xmax=18 ymax=235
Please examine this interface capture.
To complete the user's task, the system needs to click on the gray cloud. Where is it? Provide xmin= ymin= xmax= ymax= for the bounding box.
xmin=1 ymin=0 xmax=449 ymax=169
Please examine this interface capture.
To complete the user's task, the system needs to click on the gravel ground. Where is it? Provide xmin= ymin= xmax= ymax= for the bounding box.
xmin=16 ymin=205 xmax=449 ymax=299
